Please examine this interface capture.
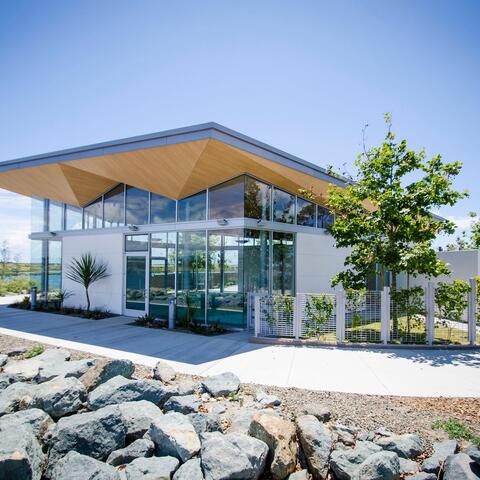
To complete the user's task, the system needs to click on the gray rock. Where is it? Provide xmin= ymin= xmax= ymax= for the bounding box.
xmin=0 ymin=423 xmax=45 ymax=480
xmin=0 ymin=373 xmax=15 ymax=391
xmin=189 ymin=411 xmax=222 ymax=435
xmin=80 ymin=358 xmax=135 ymax=391
xmin=30 ymin=376 xmax=87 ymax=418
xmin=352 ymin=451 xmax=401 ymax=480
xmin=399 ymin=457 xmax=419 ymax=474
xmin=466 ymin=444 xmax=480 ymax=465
xmin=405 ymin=473 xmax=436 ymax=480
xmin=201 ymin=431 xmax=267 ymax=480
xmin=0 ymin=354 xmax=7 ymax=367
xmin=228 ymin=409 xmax=256 ymax=434
xmin=47 ymin=405 xmax=126 ymax=467
xmin=335 ymin=424 xmax=357 ymax=446
xmin=202 ymin=372 xmax=240 ymax=397
xmin=330 ymin=441 xmax=382 ymax=480
xmin=152 ymin=360 xmax=176 ymax=383
xmin=422 ymin=439 xmax=458 ymax=473
xmin=0 ymin=382 xmax=35 ymax=415
xmin=256 ymin=390 xmax=281 ymax=407
xmin=375 ymin=427 xmax=395 ymax=437
xmin=125 ymin=456 xmax=179 ymax=480
xmin=177 ymin=381 xmax=198 ymax=396
xmin=173 ymin=457 xmax=204 ymax=480
xmin=35 ymin=358 xmax=97 ymax=383
xmin=88 ymin=375 xmax=175 ymax=409
xmin=0 ymin=408 xmax=53 ymax=441
xmin=118 ymin=400 xmax=164 ymax=442
xmin=443 ymin=453 xmax=480 ymax=480
xmin=2 ymin=348 xmax=70 ymax=382
xmin=149 ymin=411 xmax=201 ymax=462
xmin=375 ymin=434 xmax=424 ymax=459
xmin=49 ymin=450 xmax=119 ymax=480
xmin=164 ymin=394 xmax=201 ymax=414
xmin=300 ymin=403 xmax=331 ymax=423
xmin=288 ymin=471 xmax=311 ymax=479
xmin=249 ymin=413 xmax=298 ymax=480
xmin=297 ymin=414 xmax=334 ymax=479
xmin=106 ymin=438 xmax=154 ymax=466
xmin=5 ymin=346 xmax=28 ymax=357
xmin=358 ymin=431 xmax=376 ymax=442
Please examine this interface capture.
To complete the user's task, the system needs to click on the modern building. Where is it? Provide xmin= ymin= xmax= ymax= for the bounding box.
xmin=0 ymin=123 xmax=350 ymax=329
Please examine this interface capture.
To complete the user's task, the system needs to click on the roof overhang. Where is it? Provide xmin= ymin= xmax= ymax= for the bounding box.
xmin=0 ymin=122 xmax=346 ymax=207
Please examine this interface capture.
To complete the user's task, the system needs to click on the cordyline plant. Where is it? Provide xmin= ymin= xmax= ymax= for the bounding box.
xmin=66 ymin=253 xmax=109 ymax=312
xmin=327 ymin=113 xmax=467 ymax=335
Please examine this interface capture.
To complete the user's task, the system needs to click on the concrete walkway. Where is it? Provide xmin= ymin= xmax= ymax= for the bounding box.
xmin=0 ymin=306 xmax=479 ymax=397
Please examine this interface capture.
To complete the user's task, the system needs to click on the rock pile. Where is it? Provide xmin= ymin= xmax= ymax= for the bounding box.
xmin=0 ymin=348 xmax=479 ymax=479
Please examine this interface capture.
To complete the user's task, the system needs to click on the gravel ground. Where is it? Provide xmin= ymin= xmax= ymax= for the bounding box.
xmin=1 ymin=332 xmax=478 ymax=449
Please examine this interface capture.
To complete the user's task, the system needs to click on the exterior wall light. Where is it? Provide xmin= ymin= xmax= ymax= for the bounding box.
xmin=128 ymin=225 xmax=139 ymax=231
xmin=217 ymin=219 xmax=228 ymax=226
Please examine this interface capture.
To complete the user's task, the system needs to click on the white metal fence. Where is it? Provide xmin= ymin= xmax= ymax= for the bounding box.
xmin=250 ymin=279 xmax=479 ymax=346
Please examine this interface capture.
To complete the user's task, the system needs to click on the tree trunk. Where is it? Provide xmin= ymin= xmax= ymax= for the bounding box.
xmin=85 ymin=288 xmax=91 ymax=312
xmin=391 ymin=272 xmax=398 ymax=338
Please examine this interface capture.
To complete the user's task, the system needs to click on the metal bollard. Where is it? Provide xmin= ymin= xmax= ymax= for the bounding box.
xmin=168 ymin=297 xmax=176 ymax=330
xmin=30 ymin=286 xmax=37 ymax=310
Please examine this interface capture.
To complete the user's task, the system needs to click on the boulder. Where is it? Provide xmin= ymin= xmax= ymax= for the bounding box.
xmin=202 ymin=372 xmax=240 ymax=397
xmin=466 ymin=444 xmax=480 ymax=465
xmin=228 ymin=409 xmax=257 ymax=434
xmin=201 ymin=431 xmax=267 ymax=480
xmin=375 ymin=434 xmax=424 ymax=459
xmin=177 ymin=381 xmax=199 ymax=396
xmin=422 ymin=439 xmax=458 ymax=473
xmin=118 ymin=400 xmax=164 ymax=442
xmin=0 ymin=382 xmax=35 ymax=416
xmin=189 ymin=411 xmax=223 ymax=435
xmin=0 ymin=373 xmax=15 ymax=391
xmin=0 ymin=423 xmax=45 ymax=480
xmin=5 ymin=346 xmax=28 ymax=357
xmin=443 ymin=453 xmax=480 ymax=480
xmin=80 ymin=358 xmax=135 ymax=391
xmin=124 ymin=456 xmax=179 ymax=480
xmin=149 ymin=411 xmax=201 ymax=462
xmin=0 ymin=354 xmax=7 ymax=367
xmin=406 ymin=473 xmax=436 ymax=480
xmin=289 ymin=471 xmax=311 ymax=479
xmin=352 ymin=451 xmax=400 ymax=480
xmin=256 ymin=390 xmax=281 ymax=407
xmin=106 ymin=438 xmax=154 ymax=466
xmin=173 ymin=457 xmax=204 ymax=480
xmin=297 ymin=414 xmax=334 ymax=479
xmin=335 ymin=424 xmax=357 ymax=446
xmin=46 ymin=405 xmax=126 ymax=467
xmin=330 ymin=441 xmax=382 ymax=480
xmin=2 ymin=348 xmax=70 ymax=382
xmin=300 ymin=404 xmax=331 ymax=423
xmin=49 ymin=450 xmax=119 ymax=480
xmin=88 ymin=375 xmax=175 ymax=409
xmin=35 ymin=358 xmax=97 ymax=383
xmin=0 ymin=408 xmax=53 ymax=441
xmin=399 ymin=457 xmax=419 ymax=474
xmin=249 ymin=413 xmax=298 ymax=480
xmin=164 ymin=394 xmax=201 ymax=414
xmin=152 ymin=360 xmax=176 ymax=383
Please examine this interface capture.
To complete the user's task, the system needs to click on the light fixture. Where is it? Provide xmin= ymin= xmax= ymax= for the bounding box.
xmin=128 ymin=225 xmax=139 ymax=231
xmin=217 ymin=219 xmax=228 ymax=226
xmin=48 ymin=232 xmax=57 ymax=236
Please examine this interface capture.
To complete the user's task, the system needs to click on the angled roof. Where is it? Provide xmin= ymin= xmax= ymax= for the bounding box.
xmin=0 ymin=122 xmax=346 ymax=207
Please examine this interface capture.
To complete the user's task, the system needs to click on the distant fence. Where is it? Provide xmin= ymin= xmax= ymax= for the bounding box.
xmin=248 ymin=279 xmax=479 ymax=346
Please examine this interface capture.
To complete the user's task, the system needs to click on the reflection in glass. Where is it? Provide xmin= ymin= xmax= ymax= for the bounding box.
xmin=150 ymin=232 xmax=176 ymax=318
xmin=208 ymin=177 xmax=245 ymax=219
xmin=30 ymin=239 xmax=46 ymax=296
xmin=84 ymin=197 xmax=103 ymax=229
xmin=150 ymin=193 xmax=176 ymax=224
xmin=31 ymin=198 xmax=46 ymax=233
xmin=273 ymin=188 xmax=295 ymax=223
xmin=296 ymin=198 xmax=315 ymax=227
xmin=65 ymin=205 xmax=83 ymax=230
xmin=104 ymin=185 xmax=125 ymax=228
xmin=125 ymin=235 xmax=149 ymax=251
xmin=125 ymin=256 xmax=146 ymax=311
xmin=177 ymin=191 xmax=206 ymax=222
xmin=176 ymin=231 xmax=206 ymax=325
xmin=245 ymin=177 xmax=271 ymax=220
xmin=317 ymin=206 xmax=335 ymax=229
xmin=126 ymin=186 xmax=149 ymax=225
xmin=243 ymin=229 xmax=270 ymax=293
xmin=48 ymin=201 xmax=63 ymax=231
xmin=47 ymin=241 xmax=62 ymax=293
xmin=273 ymin=232 xmax=295 ymax=294
xmin=207 ymin=229 xmax=245 ymax=328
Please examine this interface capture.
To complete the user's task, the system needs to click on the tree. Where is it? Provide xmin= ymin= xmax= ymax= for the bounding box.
xmin=446 ymin=212 xmax=480 ymax=251
xmin=0 ymin=240 xmax=11 ymax=278
xmin=65 ymin=253 xmax=109 ymax=311
xmin=327 ymin=114 xmax=467 ymax=334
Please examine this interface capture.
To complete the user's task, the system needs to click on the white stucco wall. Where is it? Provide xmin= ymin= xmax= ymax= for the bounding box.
xmin=295 ymin=232 xmax=349 ymax=293
xmin=62 ymin=233 xmax=124 ymax=314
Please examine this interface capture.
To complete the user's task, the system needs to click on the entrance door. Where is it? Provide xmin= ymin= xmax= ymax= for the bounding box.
xmin=124 ymin=254 xmax=148 ymax=316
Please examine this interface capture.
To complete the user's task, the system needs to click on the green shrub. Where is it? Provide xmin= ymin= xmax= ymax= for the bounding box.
xmin=23 ymin=345 xmax=45 ymax=359
xmin=432 ymin=419 xmax=480 ymax=447
xmin=304 ymin=293 xmax=335 ymax=339
xmin=435 ymin=280 xmax=470 ymax=323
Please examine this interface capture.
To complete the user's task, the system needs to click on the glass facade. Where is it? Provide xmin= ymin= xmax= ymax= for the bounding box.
xmin=65 ymin=205 xmax=83 ymax=230
xmin=48 ymin=201 xmax=63 ymax=231
xmin=84 ymin=197 xmax=103 ymax=229
xmin=177 ymin=191 xmax=206 ymax=222
xmin=296 ymin=198 xmax=315 ymax=227
xmin=150 ymin=193 xmax=176 ymax=224
xmin=126 ymin=186 xmax=149 ymax=225
xmin=209 ymin=178 xmax=245 ymax=219
xmin=104 ymin=185 xmax=125 ymax=228
xmin=273 ymin=188 xmax=295 ymax=223
xmin=47 ymin=241 xmax=62 ymax=293
xmin=317 ymin=206 xmax=334 ymax=229
xmin=30 ymin=239 xmax=62 ymax=298
xmin=31 ymin=198 xmax=46 ymax=233
xmin=272 ymin=232 xmax=295 ymax=294
xmin=245 ymin=177 xmax=270 ymax=220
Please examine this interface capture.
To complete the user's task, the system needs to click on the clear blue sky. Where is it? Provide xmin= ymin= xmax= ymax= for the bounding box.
xmin=1 ymin=0 xmax=479 ymax=260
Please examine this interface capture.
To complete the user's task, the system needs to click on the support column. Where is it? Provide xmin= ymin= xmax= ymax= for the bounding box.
xmin=468 ymin=278 xmax=477 ymax=345
xmin=425 ymin=282 xmax=435 ymax=345
xmin=254 ymin=295 xmax=261 ymax=337
xmin=381 ymin=287 xmax=390 ymax=344
xmin=336 ymin=289 xmax=346 ymax=342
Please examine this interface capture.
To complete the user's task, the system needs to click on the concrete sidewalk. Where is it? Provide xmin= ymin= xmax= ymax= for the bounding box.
xmin=0 ymin=306 xmax=479 ymax=397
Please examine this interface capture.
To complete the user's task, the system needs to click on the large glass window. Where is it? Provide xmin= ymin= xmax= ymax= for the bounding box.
xmin=176 ymin=231 xmax=206 ymax=325
xmin=65 ymin=205 xmax=83 ymax=230
xmin=150 ymin=232 xmax=176 ymax=318
xmin=296 ymin=198 xmax=315 ymax=227
xmin=208 ymin=177 xmax=245 ymax=219
xmin=245 ymin=177 xmax=271 ymax=220
xmin=243 ymin=229 xmax=270 ymax=293
xmin=317 ymin=206 xmax=334 ymax=229
xmin=47 ymin=240 xmax=62 ymax=293
xmin=30 ymin=239 xmax=46 ymax=296
xmin=126 ymin=186 xmax=149 ymax=225
xmin=84 ymin=197 xmax=103 ymax=229
xmin=125 ymin=235 xmax=149 ymax=252
xmin=48 ymin=200 xmax=63 ymax=231
xmin=31 ymin=198 xmax=46 ymax=233
xmin=104 ymin=185 xmax=125 ymax=228
xmin=272 ymin=232 xmax=295 ymax=295
xmin=150 ymin=193 xmax=176 ymax=224
xmin=273 ymin=188 xmax=295 ymax=224
xmin=177 ymin=191 xmax=206 ymax=222
xmin=207 ymin=229 xmax=245 ymax=328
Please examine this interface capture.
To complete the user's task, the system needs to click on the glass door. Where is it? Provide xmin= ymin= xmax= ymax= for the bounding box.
xmin=124 ymin=253 xmax=148 ymax=316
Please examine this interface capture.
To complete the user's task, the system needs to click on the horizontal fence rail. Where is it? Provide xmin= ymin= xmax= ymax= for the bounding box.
xmin=250 ymin=280 xmax=479 ymax=347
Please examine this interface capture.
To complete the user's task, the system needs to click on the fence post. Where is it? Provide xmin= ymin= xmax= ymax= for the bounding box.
xmin=294 ymin=295 xmax=301 ymax=340
xmin=336 ymin=289 xmax=345 ymax=342
xmin=425 ymin=282 xmax=435 ymax=345
xmin=254 ymin=295 xmax=261 ymax=337
xmin=468 ymin=278 xmax=477 ymax=345
xmin=380 ymin=287 xmax=390 ymax=344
